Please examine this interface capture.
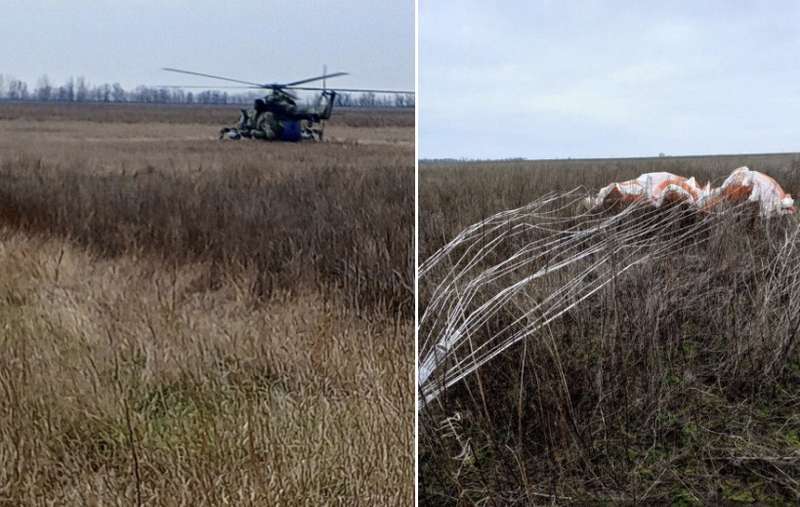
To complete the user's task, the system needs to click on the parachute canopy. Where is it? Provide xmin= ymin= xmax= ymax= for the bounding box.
xmin=588 ymin=167 xmax=795 ymax=217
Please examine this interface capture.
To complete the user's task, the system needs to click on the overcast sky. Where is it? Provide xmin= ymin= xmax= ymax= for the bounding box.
xmin=0 ymin=0 xmax=413 ymax=93
xmin=421 ymin=1 xmax=800 ymax=159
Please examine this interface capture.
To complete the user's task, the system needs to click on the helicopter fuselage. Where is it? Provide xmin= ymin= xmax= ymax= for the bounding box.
xmin=250 ymin=90 xmax=337 ymax=142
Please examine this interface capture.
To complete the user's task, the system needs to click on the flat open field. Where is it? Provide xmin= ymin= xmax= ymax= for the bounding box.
xmin=0 ymin=103 xmax=414 ymax=505
xmin=420 ymin=154 xmax=800 ymax=505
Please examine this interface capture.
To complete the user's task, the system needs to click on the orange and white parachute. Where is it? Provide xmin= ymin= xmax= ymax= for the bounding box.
xmin=587 ymin=172 xmax=708 ymax=209
xmin=705 ymin=167 xmax=796 ymax=216
xmin=587 ymin=167 xmax=795 ymax=217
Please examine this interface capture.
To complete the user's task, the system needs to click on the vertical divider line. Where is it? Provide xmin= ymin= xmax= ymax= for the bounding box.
xmin=413 ymin=0 xmax=421 ymax=503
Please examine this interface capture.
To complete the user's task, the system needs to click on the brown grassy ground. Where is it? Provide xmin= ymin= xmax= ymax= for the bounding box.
xmin=0 ymin=103 xmax=414 ymax=505
xmin=0 ymin=102 xmax=414 ymax=128
xmin=420 ymin=154 xmax=800 ymax=505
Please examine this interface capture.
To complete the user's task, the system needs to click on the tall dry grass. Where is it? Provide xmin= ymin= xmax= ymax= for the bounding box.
xmin=420 ymin=154 xmax=800 ymax=505
xmin=0 ymin=230 xmax=412 ymax=504
xmin=0 ymin=103 xmax=414 ymax=505
xmin=0 ymin=152 xmax=413 ymax=317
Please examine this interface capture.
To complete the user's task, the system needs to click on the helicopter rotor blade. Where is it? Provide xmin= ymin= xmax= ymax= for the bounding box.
xmin=162 ymin=68 xmax=268 ymax=88
xmin=156 ymin=84 xmax=413 ymax=95
xmin=156 ymin=85 xmax=259 ymax=89
xmin=162 ymin=68 xmax=410 ymax=94
xmin=284 ymin=72 xmax=348 ymax=87
xmin=287 ymin=86 xmax=414 ymax=94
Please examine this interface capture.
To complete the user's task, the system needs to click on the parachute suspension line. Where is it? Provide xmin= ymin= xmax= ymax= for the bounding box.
xmin=418 ymin=191 xmax=756 ymax=409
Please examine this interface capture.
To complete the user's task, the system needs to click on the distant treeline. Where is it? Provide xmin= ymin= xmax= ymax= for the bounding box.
xmin=0 ymin=74 xmax=414 ymax=108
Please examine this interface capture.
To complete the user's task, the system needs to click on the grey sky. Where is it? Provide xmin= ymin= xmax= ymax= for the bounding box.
xmin=421 ymin=1 xmax=800 ymax=159
xmin=0 ymin=0 xmax=413 ymax=94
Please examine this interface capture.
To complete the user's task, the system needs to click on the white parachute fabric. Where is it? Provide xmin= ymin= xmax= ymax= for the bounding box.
xmin=713 ymin=167 xmax=796 ymax=217
xmin=588 ymin=172 xmax=707 ymax=209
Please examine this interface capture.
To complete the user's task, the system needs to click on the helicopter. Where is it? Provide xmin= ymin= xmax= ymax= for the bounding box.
xmin=162 ymin=67 xmax=413 ymax=142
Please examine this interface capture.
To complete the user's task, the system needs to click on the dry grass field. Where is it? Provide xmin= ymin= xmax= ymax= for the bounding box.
xmin=420 ymin=154 xmax=800 ymax=505
xmin=0 ymin=103 xmax=413 ymax=505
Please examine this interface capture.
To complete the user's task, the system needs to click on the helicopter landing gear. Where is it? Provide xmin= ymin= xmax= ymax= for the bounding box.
xmin=219 ymin=127 xmax=243 ymax=140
